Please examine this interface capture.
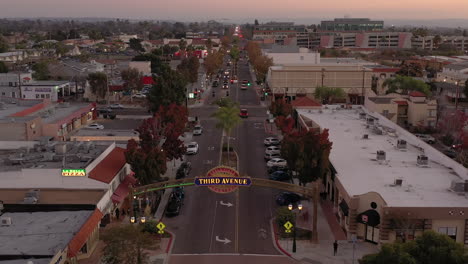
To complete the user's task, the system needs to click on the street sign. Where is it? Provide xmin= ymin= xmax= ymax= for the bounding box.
xmin=284 ymin=221 xmax=293 ymax=233
xmin=361 ymin=215 xmax=368 ymax=223
xmin=195 ymin=166 xmax=251 ymax=194
xmin=156 ymin=222 xmax=166 ymax=234
xmin=61 ymin=169 xmax=86 ymax=177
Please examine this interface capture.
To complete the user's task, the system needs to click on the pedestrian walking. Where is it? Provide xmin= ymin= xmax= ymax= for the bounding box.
xmin=115 ymin=208 xmax=120 ymax=220
xmin=333 ymin=240 xmax=338 ymax=256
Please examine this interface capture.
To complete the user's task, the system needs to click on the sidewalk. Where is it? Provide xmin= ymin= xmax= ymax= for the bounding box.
xmin=276 ymin=200 xmax=378 ymax=264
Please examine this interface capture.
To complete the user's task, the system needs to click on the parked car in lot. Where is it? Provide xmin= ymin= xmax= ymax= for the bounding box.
xmin=265 ymin=146 xmax=281 ymax=155
xmin=239 ymin=109 xmax=249 ymax=118
xmin=264 ymin=152 xmax=281 ymax=161
xmin=132 ymin=93 xmax=146 ymax=98
xmin=109 ymin=103 xmax=124 ymax=109
xmin=87 ymin=123 xmax=104 ymax=129
xmin=269 ymin=171 xmax=290 ymax=181
xmin=264 ymin=137 xmax=281 ymax=146
xmin=186 ymin=142 xmax=199 ymax=155
xmin=267 ymin=158 xmax=287 ymax=168
xmin=276 ymin=192 xmax=301 ymax=206
xmin=193 ymin=125 xmax=203 ymax=136
xmin=414 ymin=134 xmax=435 ymax=144
xmin=176 ymin=162 xmax=192 ymax=179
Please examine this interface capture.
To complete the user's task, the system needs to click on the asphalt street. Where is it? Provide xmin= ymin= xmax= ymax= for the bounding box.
xmin=164 ymin=51 xmax=288 ymax=263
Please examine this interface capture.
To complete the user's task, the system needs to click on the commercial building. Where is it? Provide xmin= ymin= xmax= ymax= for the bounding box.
xmin=0 ymin=72 xmax=33 ymax=99
xmin=296 ymin=106 xmax=468 ymax=245
xmin=253 ymin=22 xmax=306 ymax=42
xmin=304 ymin=31 xmax=412 ymax=49
xmin=412 ymin=36 xmax=468 ymax=52
xmin=263 ymin=45 xmax=321 ymax=65
xmin=365 ymin=92 xmax=438 ymax=128
xmin=21 ymin=81 xmax=72 ymax=102
xmin=266 ymin=64 xmax=373 ymax=104
xmin=320 ymin=18 xmax=384 ymax=32
xmin=436 ymin=61 xmax=468 ymax=84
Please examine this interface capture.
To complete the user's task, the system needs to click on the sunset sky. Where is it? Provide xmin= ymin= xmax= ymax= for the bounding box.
xmin=1 ymin=0 xmax=468 ymax=21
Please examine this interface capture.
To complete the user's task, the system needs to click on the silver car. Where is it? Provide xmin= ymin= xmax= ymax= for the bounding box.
xmin=193 ymin=125 xmax=203 ymax=136
xmin=186 ymin=142 xmax=199 ymax=155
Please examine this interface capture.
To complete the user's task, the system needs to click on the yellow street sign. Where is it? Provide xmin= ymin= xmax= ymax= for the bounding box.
xmin=157 ymin=222 xmax=166 ymax=234
xmin=284 ymin=221 xmax=293 ymax=230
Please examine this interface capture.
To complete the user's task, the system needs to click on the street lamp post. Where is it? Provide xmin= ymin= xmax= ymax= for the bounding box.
xmin=288 ymin=203 xmax=303 ymax=253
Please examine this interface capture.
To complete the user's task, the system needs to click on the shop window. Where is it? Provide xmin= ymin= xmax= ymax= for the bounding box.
xmin=80 ymin=243 xmax=88 ymax=254
xmin=41 ymin=94 xmax=45 ymax=98
xmin=438 ymin=227 xmax=457 ymax=240
xmin=46 ymin=94 xmax=50 ymax=99
xmin=36 ymin=94 xmax=40 ymax=99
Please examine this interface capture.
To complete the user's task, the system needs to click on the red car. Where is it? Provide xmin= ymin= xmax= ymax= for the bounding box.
xmin=239 ymin=109 xmax=249 ymax=118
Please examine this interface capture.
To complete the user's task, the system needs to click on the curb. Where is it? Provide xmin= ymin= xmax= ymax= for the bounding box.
xmin=163 ymin=230 xmax=176 ymax=264
xmin=270 ymin=218 xmax=294 ymax=258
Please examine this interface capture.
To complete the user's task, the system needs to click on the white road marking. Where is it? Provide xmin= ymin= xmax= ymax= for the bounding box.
xmin=219 ymin=201 xmax=233 ymax=207
xmin=215 ymin=236 xmax=232 ymax=244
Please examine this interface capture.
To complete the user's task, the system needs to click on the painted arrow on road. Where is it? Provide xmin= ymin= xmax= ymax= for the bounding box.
xmin=216 ymin=236 xmax=232 ymax=244
xmin=219 ymin=201 xmax=233 ymax=207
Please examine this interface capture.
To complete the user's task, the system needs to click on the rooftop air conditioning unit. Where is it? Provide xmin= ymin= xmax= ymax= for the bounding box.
xmin=366 ymin=117 xmax=374 ymax=125
xmin=26 ymin=189 xmax=40 ymax=200
xmin=397 ymin=140 xmax=407 ymax=150
xmin=0 ymin=217 xmax=12 ymax=226
xmin=417 ymin=155 xmax=429 ymax=166
xmin=55 ymin=143 xmax=67 ymax=154
xmin=394 ymin=179 xmax=403 ymax=186
xmin=373 ymin=126 xmax=383 ymax=135
xmin=376 ymin=150 xmax=386 ymax=161
xmin=359 ymin=113 xmax=366 ymax=120
xmin=450 ymin=180 xmax=467 ymax=192
xmin=23 ymin=196 xmax=38 ymax=204
xmin=362 ymin=134 xmax=369 ymax=139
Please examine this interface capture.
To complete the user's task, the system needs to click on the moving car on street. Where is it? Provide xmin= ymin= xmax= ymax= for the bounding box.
xmin=267 ymin=158 xmax=287 ymax=168
xmin=132 ymin=93 xmax=146 ymax=98
xmin=414 ymin=134 xmax=436 ymax=144
xmin=276 ymin=192 xmax=301 ymax=206
xmin=109 ymin=103 xmax=124 ymax=109
xmin=269 ymin=171 xmax=290 ymax=181
xmin=239 ymin=109 xmax=249 ymax=118
xmin=265 ymin=146 xmax=281 ymax=155
xmin=87 ymin=123 xmax=104 ymax=129
xmin=264 ymin=137 xmax=281 ymax=146
xmin=176 ymin=162 xmax=192 ymax=179
xmin=240 ymin=83 xmax=247 ymax=90
xmin=264 ymin=152 xmax=281 ymax=161
xmin=186 ymin=142 xmax=199 ymax=155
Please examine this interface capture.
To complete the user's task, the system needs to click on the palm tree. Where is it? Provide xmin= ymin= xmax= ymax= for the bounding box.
xmin=313 ymin=86 xmax=346 ymax=104
xmin=87 ymin=72 xmax=108 ymax=101
xmin=212 ymin=104 xmax=242 ymax=167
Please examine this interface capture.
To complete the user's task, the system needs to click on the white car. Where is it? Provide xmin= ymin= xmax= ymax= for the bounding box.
xmin=193 ymin=125 xmax=203 ymax=136
xmin=264 ymin=152 xmax=281 ymax=161
xmin=264 ymin=137 xmax=281 ymax=146
xmin=265 ymin=146 xmax=281 ymax=155
xmin=132 ymin=93 xmax=146 ymax=98
xmin=414 ymin=134 xmax=435 ymax=144
xmin=109 ymin=104 xmax=124 ymax=109
xmin=267 ymin=158 xmax=287 ymax=168
xmin=87 ymin=123 xmax=104 ymax=129
xmin=186 ymin=142 xmax=199 ymax=155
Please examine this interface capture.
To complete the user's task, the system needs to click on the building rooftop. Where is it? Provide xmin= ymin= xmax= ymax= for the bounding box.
xmin=0 ymin=104 xmax=31 ymax=119
xmin=0 ymin=210 xmax=93 ymax=257
xmin=367 ymin=97 xmax=394 ymax=104
xmin=297 ymin=106 xmax=468 ymax=207
xmin=23 ymin=81 xmax=70 ymax=86
xmin=445 ymin=61 xmax=468 ymax=71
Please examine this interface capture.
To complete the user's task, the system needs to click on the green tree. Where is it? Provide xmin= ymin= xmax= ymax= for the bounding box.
xmin=129 ymin=38 xmax=144 ymax=52
xmin=177 ymin=55 xmax=199 ymax=84
xmin=229 ymin=45 xmax=240 ymax=62
xmin=433 ymin=35 xmax=442 ymax=48
xmin=101 ymin=224 xmax=157 ymax=264
xmin=179 ymin=39 xmax=187 ymax=51
xmin=0 ymin=61 xmax=8 ymax=73
xmin=32 ymin=61 xmax=50 ymax=80
xmin=205 ymin=38 xmax=213 ymax=53
xmin=121 ymin=68 xmax=143 ymax=98
xmin=204 ymin=51 xmax=224 ymax=79
xmin=253 ymin=55 xmax=273 ymax=83
xmin=383 ymin=75 xmax=431 ymax=96
xmin=269 ymin=99 xmax=293 ymax=117
xmin=361 ymin=243 xmax=416 ymax=264
xmin=313 ymin=86 xmax=346 ymax=104
xmin=397 ymin=62 xmax=424 ymax=77
xmin=87 ymin=72 xmax=108 ymax=100
xmin=212 ymin=104 xmax=242 ymax=166
xmin=0 ymin=36 xmax=9 ymax=53
xmin=254 ymin=19 xmax=259 ymax=25
xmin=214 ymin=97 xmax=239 ymax=108
xmin=147 ymin=68 xmax=187 ymax=113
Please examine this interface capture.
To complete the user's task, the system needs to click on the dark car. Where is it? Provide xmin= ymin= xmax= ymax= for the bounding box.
xmin=165 ymin=194 xmax=182 ymax=217
xmin=173 ymin=187 xmax=185 ymax=200
xmin=276 ymin=192 xmax=301 ymax=206
xmin=269 ymin=171 xmax=290 ymax=181
xmin=212 ymin=81 xmax=219 ymax=87
xmin=176 ymin=162 xmax=191 ymax=179
xmin=443 ymin=149 xmax=458 ymax=159
xmin=268 ymin=165 xmax=289 ymax=174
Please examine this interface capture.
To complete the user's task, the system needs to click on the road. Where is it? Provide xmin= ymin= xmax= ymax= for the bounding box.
xmin=164 ymin=49 xmax=295 ymax=263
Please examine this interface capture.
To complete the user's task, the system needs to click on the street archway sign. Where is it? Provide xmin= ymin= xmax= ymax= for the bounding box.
xmin=195 ymin=166 xmax=251 ymax=193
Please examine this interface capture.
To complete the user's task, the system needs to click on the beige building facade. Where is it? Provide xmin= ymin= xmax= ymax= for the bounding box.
xmin=266 ymin=64 xmax=373 ymax=104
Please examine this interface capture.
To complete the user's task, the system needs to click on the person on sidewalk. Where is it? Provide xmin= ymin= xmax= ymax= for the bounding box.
xmin=333 ymin=240 xmax=338 ymax=256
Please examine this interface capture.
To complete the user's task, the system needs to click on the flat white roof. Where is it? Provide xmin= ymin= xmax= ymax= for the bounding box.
xmin=298 ymin=107 xmax=468 ymax=207
xmin=0 ymin=211 xmax=92 ymax=256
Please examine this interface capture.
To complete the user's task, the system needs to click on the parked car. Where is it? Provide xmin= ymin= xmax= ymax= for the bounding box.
xmin=267 ymin=158 xmax=287 ymax=168
xmin=109 ymin=103 xmax=124 ymax=109
xmin=268 ymin=165 xmax=289 ymax=174
xmin=165 ymin=194 xmax=182 ymax=217
xmin=173 ymin=187 xmax=185 ymax=200
xmin=193 ymin=125 xmax=203 ymax=136
xmin=269 ymin=171 xmax=291 ymax=181
xmin=176 ymin=162 xmax=192 ymax=179
xmin=223 ymin=84 xmax=229 ymax=89
xmin=414 ymin=134 xmax=435 ymax=144
xmin=265 ymin=146 xmax=281 ymax=155
xmin=239 ymin=109 xmax=249 ymax=118
xmin=87 ymin=123 xmax=104 ymax=129
xmin=212 ymin=81 xmax=219 ymax=87
xmin=443 ymin=149 xmax=458 ymax=159
xmin=264 ymin=137 xmax=281 ymax=146
xmin=276 ymin=192 xmax=302 ymax=206
xmin=186 ymin=142 xmax=199 ymax=155
xmin=264 ymin=152 xmax=281 ymax=161
xmin=132 ymin=93 xmax=146 ymax=98
xmin=451 ymin=143 xmax=463 ymax=150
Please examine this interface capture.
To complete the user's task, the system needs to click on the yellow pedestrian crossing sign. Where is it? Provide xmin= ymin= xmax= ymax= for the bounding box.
xmin=157 ymin=222 xmax=166 ymax=234
xmin=284 ymin=221 xmax=293 ymax=233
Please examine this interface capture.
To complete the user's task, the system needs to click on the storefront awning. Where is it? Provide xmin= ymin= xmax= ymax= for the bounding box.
xmin=111 ymin=173 xmax=137 ymax=204
xmin=339 ymin=200 xmax=349 ymax=216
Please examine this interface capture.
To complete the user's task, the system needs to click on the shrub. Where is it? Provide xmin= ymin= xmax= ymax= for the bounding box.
xmin=142 ymin=220 xmax=159 ymax=234
xmin=275 ymin=206 xmax=295 ymax=228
